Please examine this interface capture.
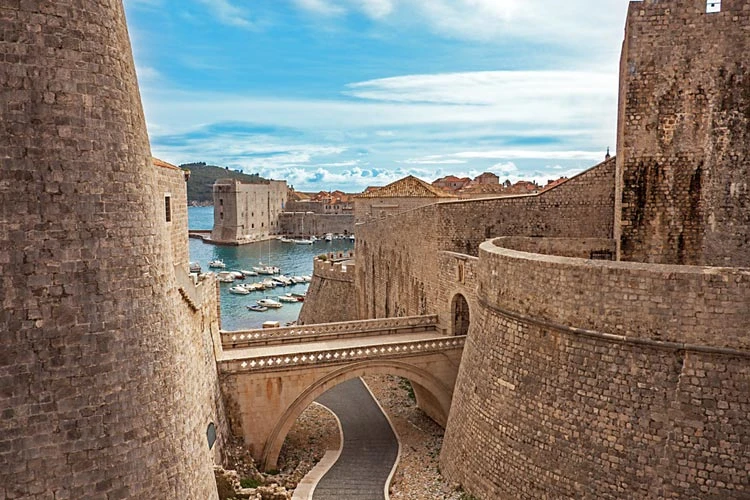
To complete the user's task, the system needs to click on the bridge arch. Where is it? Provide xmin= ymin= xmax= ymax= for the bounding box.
xmin=451 ymin=293 xmax=471 ymax=336
xmin=260 ymin=360 xmax=454 ymax=470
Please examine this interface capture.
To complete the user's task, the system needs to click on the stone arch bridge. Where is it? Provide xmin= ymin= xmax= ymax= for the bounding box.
xmin=217 ymin=315 xmax=465 ymax=470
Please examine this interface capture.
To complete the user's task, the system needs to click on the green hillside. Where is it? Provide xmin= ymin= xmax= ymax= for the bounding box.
xmin=180 ymin=162 xmax=266 ymax=204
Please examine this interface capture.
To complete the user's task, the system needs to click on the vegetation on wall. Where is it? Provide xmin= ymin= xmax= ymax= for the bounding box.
xmin=181 ymin=162 xmax=266 ymax=205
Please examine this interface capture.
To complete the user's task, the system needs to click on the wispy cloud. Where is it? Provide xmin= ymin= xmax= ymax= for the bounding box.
xmin=346 ymin=71 xmax=616 ymax=106
xmin=195 ymin=0 xmax=254 ymax=29
xmin=288 ymin=0 xmax=625 ymax=63
xmin=294 ymin=0 xmax=345 ymax=16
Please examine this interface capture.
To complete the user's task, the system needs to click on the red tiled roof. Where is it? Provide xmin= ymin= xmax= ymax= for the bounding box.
xmin=152 ymin=157 xmax=180 ymax=171
xmin=356 ymin=175 xmax=457 ymax=199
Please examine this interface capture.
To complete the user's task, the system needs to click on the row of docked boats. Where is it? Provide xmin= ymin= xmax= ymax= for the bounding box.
xmin=225 ymin=274 xmax=311 ymax=291
xmin=246 ymin=293 xmax=307 ymax=312
xmin=277 ymin=233 xmax=355 ymax=244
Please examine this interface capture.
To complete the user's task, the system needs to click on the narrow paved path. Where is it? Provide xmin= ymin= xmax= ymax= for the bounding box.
xmin=312 ymin=378 xmax=398 ymax=500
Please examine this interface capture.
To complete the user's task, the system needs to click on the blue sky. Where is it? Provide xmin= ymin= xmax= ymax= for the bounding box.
xmin=123 ymin=0 xmax=629 ymax=192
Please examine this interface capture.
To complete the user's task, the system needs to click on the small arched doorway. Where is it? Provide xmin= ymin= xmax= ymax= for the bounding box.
xmin=452 ymin=294 xmax=470 ymax=336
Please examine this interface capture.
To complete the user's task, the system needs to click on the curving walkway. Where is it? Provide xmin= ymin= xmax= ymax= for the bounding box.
xmin=312 ymin=378 xmax=399 ymax=500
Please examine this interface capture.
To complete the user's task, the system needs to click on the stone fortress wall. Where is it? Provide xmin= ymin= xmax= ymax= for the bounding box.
xmin=278 ymin=212 xmax=354 ymax=237
xmin=0 ymin=2 xmax=225 ymax=498
xmin=354 ymin=195 xmax=447 ymax=223
xmin=211 ymin=179 xmax=288 ymax=244
xmin=154 ymin=159 xmax=190 ymax=267
xmin=351 ymin=2 xmax=750 ymax=498
xmin=355 ymin=156 xmax=616 ymax=322
xmin=616 ymin=0 xmax=750 ymax=267
xmin=441 ymin=238 xmax=750 ymax=499
xmin=298 ymin=253 xmax=357 ymax=325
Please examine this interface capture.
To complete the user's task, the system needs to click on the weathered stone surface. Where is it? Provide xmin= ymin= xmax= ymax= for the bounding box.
xmin=616 ymin=0 xmax=750 ymax=267
xmin=212 ymin=179 xmax=288 ymax=244
xmin=0 ymin=2 xmax=224 ymax=498
xmin=299 ymin=255 xmax=357 ymax=325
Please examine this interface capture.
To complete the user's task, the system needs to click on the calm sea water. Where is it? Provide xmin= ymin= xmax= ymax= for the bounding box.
xmin=188 ymin=206 xmax=353 ymax=331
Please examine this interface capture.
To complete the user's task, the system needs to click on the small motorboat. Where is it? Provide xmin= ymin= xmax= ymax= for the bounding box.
xmin=208 ymin=259 xmax=226 ymax=269
xmin=254 ymin=264 xmax=280 ymax=275
xmin=277 ymin=294 xmax=298 ymax=303
xmin=294 ymin=239 xmax=313 ymax=245
xmin=247 ymin=304 xmax=268 ymax=312
xmin=189 ymin=262 xmax=202 ymax=274
xmin=245 ymin=282 xmax=265 ymax=292
xmin=273 ymin=275 xmax=293 ymax=286
xmin=290 ymin=276 xmax=306 ymax=284
xmin=261 ymin=278 xmax=276 ymax=289
xmin=240 ymin=269 xmax=258 ymax=277
xmin=257 ymin=298 xmax=283 ymax=309
xmin=229 ymin=285 xmax=250 ymax=295
xmin=324 ymin=233 xmax=333 ymax=242
xmin=230 ymin=271 xmax=245 ymax=280
xmin=217 ymin=271 xmax=235 ymax=283
xmin=302 ymin=275 xmax=312 ymax=283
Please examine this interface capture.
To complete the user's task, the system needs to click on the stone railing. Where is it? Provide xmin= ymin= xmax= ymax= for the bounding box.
xmin=222 ymin=314 xmax=439 ymax=349
xmin=220 ymin=335 xmax=465 ymax=373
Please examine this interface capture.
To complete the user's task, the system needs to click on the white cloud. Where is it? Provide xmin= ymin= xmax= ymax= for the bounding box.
xmin=346 ymin=71 xmax=616 ymax=106
xmin=140 ymin=69 xmax=617 ymax=141
xmin=134 ymin=64 xmax=161 ymax=83
xmin=453 ymin=149 xmax=604 ymax=161
xmin=357 ymin=0 xmax=395 ymax=18
xmin=294 ymin=0 xmax=345 ymax=16
xmin=267 ymin=165 xmax=437 ymax=191
xmin=288 ymin=0 xmax=625 ymax=63
xmin=293 ymin=0 xmax=394 ymax=18
xmin=401 ymin=156 xmax=468 ymax=165
xmin=195 ymin=0 xmax=254 ymax=29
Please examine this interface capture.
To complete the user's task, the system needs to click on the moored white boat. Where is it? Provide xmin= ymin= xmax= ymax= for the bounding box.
xmin=257 ymin=298 xmax=283 ymax=309
xmin=208 ymin=259 xmax=226 ymax=269
xmin=247 ymin=304 xmax=268 ymax=312
xmin=261 ymin=278 xmax=277 ymax=289
xmin=217 ymin=271 xmax=235 ymax=283
xmin=245 ymin=282 xmax=265 ymax=292
xmin=277 ymin=294 xmax=298 ymax=303
xmin=229 ymin=285 xmax=250 ymax=295
xmin=294 ymin=239 xmax=313 ymax=245
xmin=273 ymin=275 xmax=293 ymax=286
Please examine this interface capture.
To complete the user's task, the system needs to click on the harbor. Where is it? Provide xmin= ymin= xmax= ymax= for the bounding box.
xmin=188 ymin=206 xmax=353 ymax=330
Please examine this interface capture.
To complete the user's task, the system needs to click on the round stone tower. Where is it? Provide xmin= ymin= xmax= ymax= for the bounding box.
xmin=0 ymin=1 xmax=218 ymax=498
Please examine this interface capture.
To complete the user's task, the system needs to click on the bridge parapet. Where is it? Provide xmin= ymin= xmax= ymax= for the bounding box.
xmin=222 ymin=314 xmax=438 ymax=349
xmin=219 ymin=335 xmax=465 ymax=374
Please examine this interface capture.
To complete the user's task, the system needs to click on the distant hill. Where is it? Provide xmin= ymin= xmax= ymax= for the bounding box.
xmin=180 ymin=162 xmax=266 ymax=204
